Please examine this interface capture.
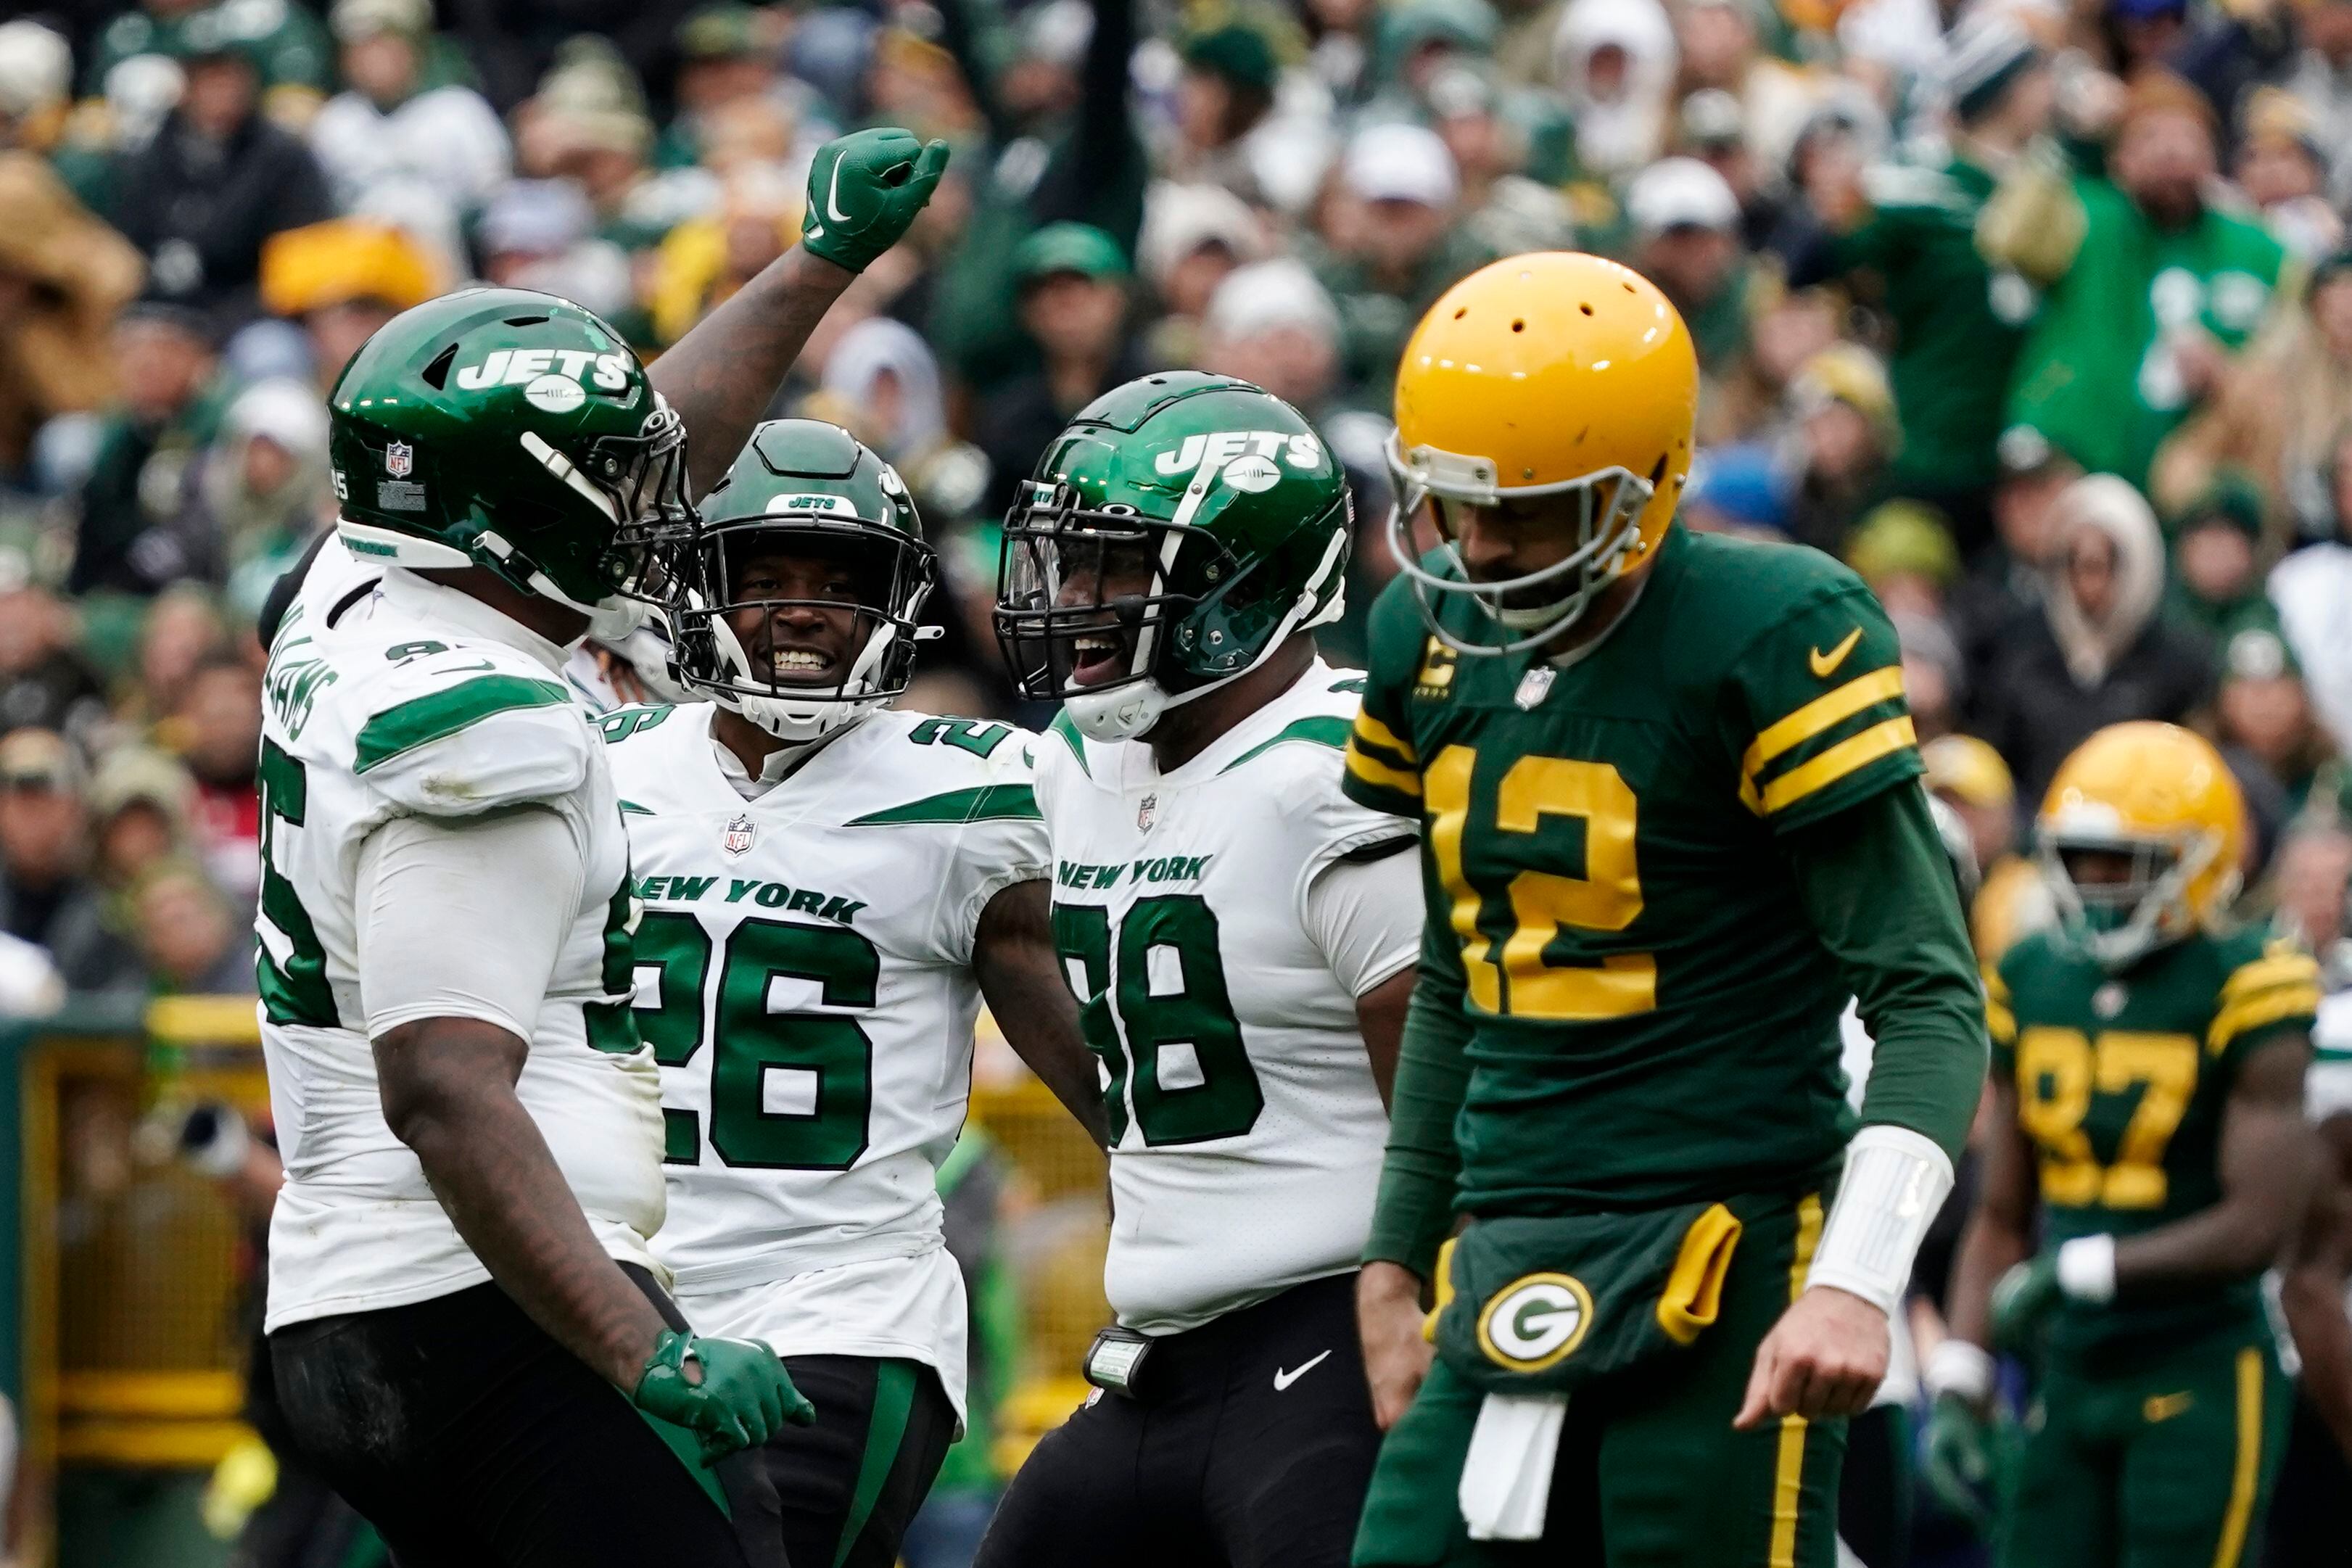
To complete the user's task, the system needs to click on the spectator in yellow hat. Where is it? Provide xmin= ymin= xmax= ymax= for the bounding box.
xmin=257 ymin=218 xmax=438 ymax=389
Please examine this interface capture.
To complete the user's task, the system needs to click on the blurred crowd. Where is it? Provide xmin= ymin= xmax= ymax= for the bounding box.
xmin=6 ymin=0 xmax=2352 ymax=1015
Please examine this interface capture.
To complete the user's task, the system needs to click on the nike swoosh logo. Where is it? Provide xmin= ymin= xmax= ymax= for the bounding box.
xmin=1273 ymin=1349 xmax=1332 ymax=1391
xmin=1809 ymin=627 xmax=1863 ymax=679
xmin=825 ymin=156 xmax=851 ymax=223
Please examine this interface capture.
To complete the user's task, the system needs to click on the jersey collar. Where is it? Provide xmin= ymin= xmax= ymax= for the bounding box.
xmin=375 ymin=567 xmax=568 ymax=674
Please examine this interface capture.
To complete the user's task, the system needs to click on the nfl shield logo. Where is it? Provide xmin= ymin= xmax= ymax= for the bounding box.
xmin=385 ymin=440 xmax=415 ymax=478
xmin=721 ymin=814 xmax=756 ymax=858
xmin=1514 ymin=667 xmax=1556 ymax=710
xmin=1136 ymin=793 xmax=1157 ymax=831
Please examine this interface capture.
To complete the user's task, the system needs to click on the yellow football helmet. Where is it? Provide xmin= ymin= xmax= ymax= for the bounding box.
xmin=2037 ymin=722 xmax=2246 ymax=967
xmin=1387 ymin=252 xmax=1699 ymax=655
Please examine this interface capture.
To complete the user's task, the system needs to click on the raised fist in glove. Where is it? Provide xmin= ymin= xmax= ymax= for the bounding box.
xmin=632 ymin=1329 xmax=815 ymax=1462
xmin=801 ymin=128 xmax=951 ymax=273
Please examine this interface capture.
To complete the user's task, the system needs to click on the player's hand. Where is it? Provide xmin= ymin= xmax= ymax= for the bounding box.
xmin=1358 ymin=1261 xmax=1435 ymax=1431
xmin=1732 ymin=1285 xmax=1887 ymax=1429
xmin=799 ymin=128 xmax=951 ymax=274
xmin=1989 ymin=1256 xmax=2060 ymax=1353
xmin=1920 ymin=1391 xmax=1994 ymax=1532
xmin=632 ymin=1329 xmax=816 ymax=1462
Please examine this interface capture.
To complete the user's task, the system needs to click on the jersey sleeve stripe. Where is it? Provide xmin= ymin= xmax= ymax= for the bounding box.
xmin=1741 ymin=666 xmax=1907 ymax=790
xmin=1220 ymin=715 xmax=1352 ymax=773
xmin=1751 ymin=717 xmax=1918 ymax=817
xmin=2206 ymin=981 xmax=2323 ymax=1055
xmin=352 ymin=675 xmax=574 ymax=774
xmin=1982 ymin=968 xmax=2016 ymax=1046
xmin=846 ymin=783 xmax=1042 ymax=825
xmin=1353 ymin=710 xmax=1419 ymax=765
xmin=2219 ymin=952 xmax=2322 ymax=1004
xmin=1345 ymin=742 xmax=1424 ymax=799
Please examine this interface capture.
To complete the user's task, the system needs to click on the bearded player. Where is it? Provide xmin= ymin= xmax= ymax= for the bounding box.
xmin=600 ymin=418 xmax=1103 ymax=1567
xmin=256 ymin=132 xmax=946 ymax=1566
xmin=973 ymin=373 xmax=1424 ymax=1568
xmin=1342 ymin=252 xmax=1987 ymax=1566
xmin=1927 ymin=723 xmax=2316 ymax=1568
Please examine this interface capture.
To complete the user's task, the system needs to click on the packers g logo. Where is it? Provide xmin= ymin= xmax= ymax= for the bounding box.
xmin=1477 ymin=1273 xmax=1593 ymax=1371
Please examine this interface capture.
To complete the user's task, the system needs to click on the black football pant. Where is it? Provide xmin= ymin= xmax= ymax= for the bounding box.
xmin=974 ymin=1273 xmax=1380 ymax=1568
xmin=743 ymin=1355 xmax=958 ymax=1568
xmin=268 ymin=1265 xmax=785 ymax=1568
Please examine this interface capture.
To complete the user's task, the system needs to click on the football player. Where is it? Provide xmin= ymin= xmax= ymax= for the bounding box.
xmin=256 ymin=130 xmax=947 ymax=1568
xmin=1927 ymin=723 xmax=2319 ymax=1568
xmin=974 ymin=373 xmax=1424 ymax=1568
xmin=601 ymin=418 xmax=1103 ymax=1568
xmin=1342 ymin=252 xmax=1987 ymax=1567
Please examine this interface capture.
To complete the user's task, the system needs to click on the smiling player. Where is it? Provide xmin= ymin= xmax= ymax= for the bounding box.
xmin=601 ymin=418 xmax=1103 ymax=1568
xmin=975 ymin=372 xmax=1424 ymax=1568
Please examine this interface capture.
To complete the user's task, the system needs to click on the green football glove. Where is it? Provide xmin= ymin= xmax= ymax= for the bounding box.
xmin=1989 ymin=1255 xmax=2063 ymax=1353
xmin=632 ymin=1329 xmax=815 ymax=1462
xmin=1920 ymin=1391 xmax=1994 ymax=1533
xmin=800 ymin=128 xmax=951 ymax=273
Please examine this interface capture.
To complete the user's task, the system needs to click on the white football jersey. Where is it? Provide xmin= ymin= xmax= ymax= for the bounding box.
xmin=257 ymin=564 xmax=664 ymax=1330
xmin=603 ymin=702 xmax=1047 ymax=1416
xmin=1036 ymin=660 xmax=1416 ymax=1334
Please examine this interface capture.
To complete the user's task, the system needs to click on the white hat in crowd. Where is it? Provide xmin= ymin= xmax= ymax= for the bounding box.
xmin=1341 ymin=122 xmax=1460 ymax=210
xmin=1625 ymin=156 xmax=1741 ymax=236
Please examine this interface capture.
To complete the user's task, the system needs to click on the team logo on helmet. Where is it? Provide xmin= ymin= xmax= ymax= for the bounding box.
xmin=384 ymin=441 xmax=414 ymax=478
xmin=1477 ymin=1273 xmax=1593 ymax=1372
xmin=722 ymin=814 xmax=757 ymax=858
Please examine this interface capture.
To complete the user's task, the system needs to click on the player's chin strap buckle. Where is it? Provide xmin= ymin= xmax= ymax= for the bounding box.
xmin=1083 ymin=1326 xmax=1157 ymax=1400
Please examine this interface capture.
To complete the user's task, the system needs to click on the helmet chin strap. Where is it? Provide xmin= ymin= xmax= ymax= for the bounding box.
xmin=1065 ymin=539 xmax=1350 ymax=745
xmin=710 ymin=616 xmax=895 ymax=743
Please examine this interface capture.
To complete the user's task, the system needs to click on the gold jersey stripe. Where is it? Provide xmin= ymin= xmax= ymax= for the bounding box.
xmin=1742 ymin=666 xmax=1907 ymax=790
xmin=1352 ymin=709 xmax=1419 ymax=765
xmin=2219 ymin=952 xmax=2322 ymax=1004
xmin=1770 ymin=1193 xmax=1826 ymax=1568
xmin=1756 ymin=717 xmax=1918 ymax=817
xmin=2206 ymin=983 xmax=2323 ymax=1055
xmin=1345 ymin=743 xmax=1423 ymax=799
xmin=2211 ymin=1346 xmax=2264 ymax=1568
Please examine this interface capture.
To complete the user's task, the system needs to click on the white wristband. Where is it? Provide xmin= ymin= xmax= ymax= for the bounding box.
xmin=1803 ymin=1123 xmax=1956 ymax=1316
xmin=2055 ymin=1234 xmax=2117 ymax=1304
xmin=1923 ymin=1337 xmax=1994 ymax=1403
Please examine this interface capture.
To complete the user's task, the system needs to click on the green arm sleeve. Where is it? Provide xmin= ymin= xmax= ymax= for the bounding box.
xmin=1785 ymin=782 xmax=1988 ymax=1163
xmin=1361 ymin=918 xmax=1472 ymax=1278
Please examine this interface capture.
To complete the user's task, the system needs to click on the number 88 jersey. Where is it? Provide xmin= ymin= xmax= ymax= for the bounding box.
xmin=1036 ymin=662 xmax=1417 ymax=1335
xmin=1989 ymin=924 xmax=2319 ymax=1358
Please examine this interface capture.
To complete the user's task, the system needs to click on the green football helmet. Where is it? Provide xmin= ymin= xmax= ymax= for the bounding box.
xmin=668 ymin=418 xmax=938 ymax=743
xmin=994 ymin=373 xmax=1350 ymax=741
xmin=326 ymin=286 xmax=691 ymax=637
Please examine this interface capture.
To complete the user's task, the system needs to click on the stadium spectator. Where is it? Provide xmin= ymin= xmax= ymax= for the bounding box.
xmin=2162 ymin=473 xmax=2274 ymax=643
xmin=0 ymin=151 xmax=144 ymax=483
xmin=976 ymin=222 xmax=1142 ymax=517
xmin=165 ymin=652 xmax=260 ymax=901
xmin=2000 ymin=70 xmax=2287 ymax=492
xmin=107 ymin=13 xmax=333 ymax=325
xmin=1315 ymin=121 xmax=1482 ymax=399
xmin=86 ymin=743 xmax=197 ymax=892
xmin=1625 ymin=154 xmax=1759 ymax=439
xmin=2153 ymin=247 xmax=2352 ymax=548
xmin=1976 ymin=472 xmax=2213 ymax=801
xmin=1783 ymin=342 xmax=1899 ymax=556
xmin=1949 ymin=425 xmax=2080 ymax=693
xmin=0 ymin=728 xmax=139 ymax=994
xmin=1920 ymin=732 xmax=2049 ymax=962
xmin=129 ymin=857 xmax=251 ymax=994
xmin=67 ymin=300 xmax=230 ymax=597
xmin=200 ymin=379 xmax=334 ymax=623
xmin=2216 ymin=622 xmax=2335 ymax=813
xmin=307 ymin=0 xmax=510 ymax=245
xmin=0 ymin=571 xmax=106 ymax=742
xmin=1197 ymin=258 xmax=1346 ymax=421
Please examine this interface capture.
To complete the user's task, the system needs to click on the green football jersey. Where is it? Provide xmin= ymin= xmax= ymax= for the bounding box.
xmin=1990 ymin=926 xmax=2319 ymax=1360
xmin=1345 ymin=524 xmax=1925 ymax=1210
